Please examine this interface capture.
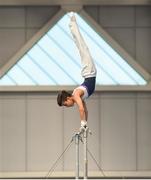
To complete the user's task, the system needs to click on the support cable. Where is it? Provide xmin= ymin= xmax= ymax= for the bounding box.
xmin=45 ymin=138 xmax=74 ymax=179
xmin=87 ymin=148 xmax=126 ymax=179
xmin=87 ymin=148 xmax=106 ymax=177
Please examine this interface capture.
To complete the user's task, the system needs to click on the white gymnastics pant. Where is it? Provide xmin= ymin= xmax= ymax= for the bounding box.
xmin=69 ymin=15 xmax=97 ymax=79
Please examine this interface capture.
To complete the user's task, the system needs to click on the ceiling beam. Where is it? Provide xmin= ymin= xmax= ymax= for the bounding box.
xmin=0 ymin=0 xmax=151 ymax=6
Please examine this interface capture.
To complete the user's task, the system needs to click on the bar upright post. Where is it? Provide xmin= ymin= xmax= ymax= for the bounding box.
xmin=83 ymin=127 xmax=88 ymax=180
xmin=75 ymin=133 xmax=80 ymax=180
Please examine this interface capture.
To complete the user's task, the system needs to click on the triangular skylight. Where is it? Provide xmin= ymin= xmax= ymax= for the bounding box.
xmin=0 ymin=13 xmax=148 ymax=85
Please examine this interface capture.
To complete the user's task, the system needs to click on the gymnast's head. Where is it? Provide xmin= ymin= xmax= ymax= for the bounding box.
xmin=57 ymin=90 xmax=74 ymax=107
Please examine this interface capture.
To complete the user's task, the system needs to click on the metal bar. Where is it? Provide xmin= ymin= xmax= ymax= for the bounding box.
xmin=75 ymin=133 xmax=80 ymax=180
xmin=83 ymin=127 xmax=88 ymax=180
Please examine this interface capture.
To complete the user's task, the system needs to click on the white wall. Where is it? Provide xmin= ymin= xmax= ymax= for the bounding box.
xmin=100 ymin=93 xmax=136 ymax=170
xmin=0 ymin=92 xmax=151 ymax=172
xmin=137 ymin=94 xmax=151 ymax=170
xmin=0 ymin=95 xmax=26 ymax=171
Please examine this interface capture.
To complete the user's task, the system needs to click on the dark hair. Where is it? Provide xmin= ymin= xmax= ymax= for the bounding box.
xmin=57 ymin=90 xmax=72 ymax=106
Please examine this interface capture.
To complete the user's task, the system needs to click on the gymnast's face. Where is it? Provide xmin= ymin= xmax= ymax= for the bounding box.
xmin=63 ymin=97 xmax=74 ymax=107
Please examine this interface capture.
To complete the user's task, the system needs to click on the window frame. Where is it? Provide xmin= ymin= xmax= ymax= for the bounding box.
xmin=0 ymin=8 xmax=150 ymax=92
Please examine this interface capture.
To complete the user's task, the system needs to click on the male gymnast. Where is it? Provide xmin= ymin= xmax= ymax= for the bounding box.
xmin=57 ymin=14 xmax=97 ymax=128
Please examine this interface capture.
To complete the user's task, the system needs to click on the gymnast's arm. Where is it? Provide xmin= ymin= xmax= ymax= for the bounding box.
xmin=73 ymin=91 xmax=88 ymax=122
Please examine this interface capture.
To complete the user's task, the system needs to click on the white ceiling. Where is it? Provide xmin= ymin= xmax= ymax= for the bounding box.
xmin=0 ymin=0 xmax=151 ymax=6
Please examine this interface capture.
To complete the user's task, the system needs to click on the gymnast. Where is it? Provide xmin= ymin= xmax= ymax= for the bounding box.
xmin=57 ymin=14 xmax=97 ymax=129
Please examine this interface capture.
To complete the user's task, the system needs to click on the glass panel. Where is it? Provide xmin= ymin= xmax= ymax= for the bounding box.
xmin=7 ymin=64 xmax=35 ymax=85
xmin=0 ymin=75 xmax=16 ymax=85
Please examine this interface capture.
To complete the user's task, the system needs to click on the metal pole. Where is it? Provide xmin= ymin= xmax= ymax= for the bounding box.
xmin=75 ymin=133 xmax=80 ymax=180
xmin=83 ymin=127 xmax=88 ymax=180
